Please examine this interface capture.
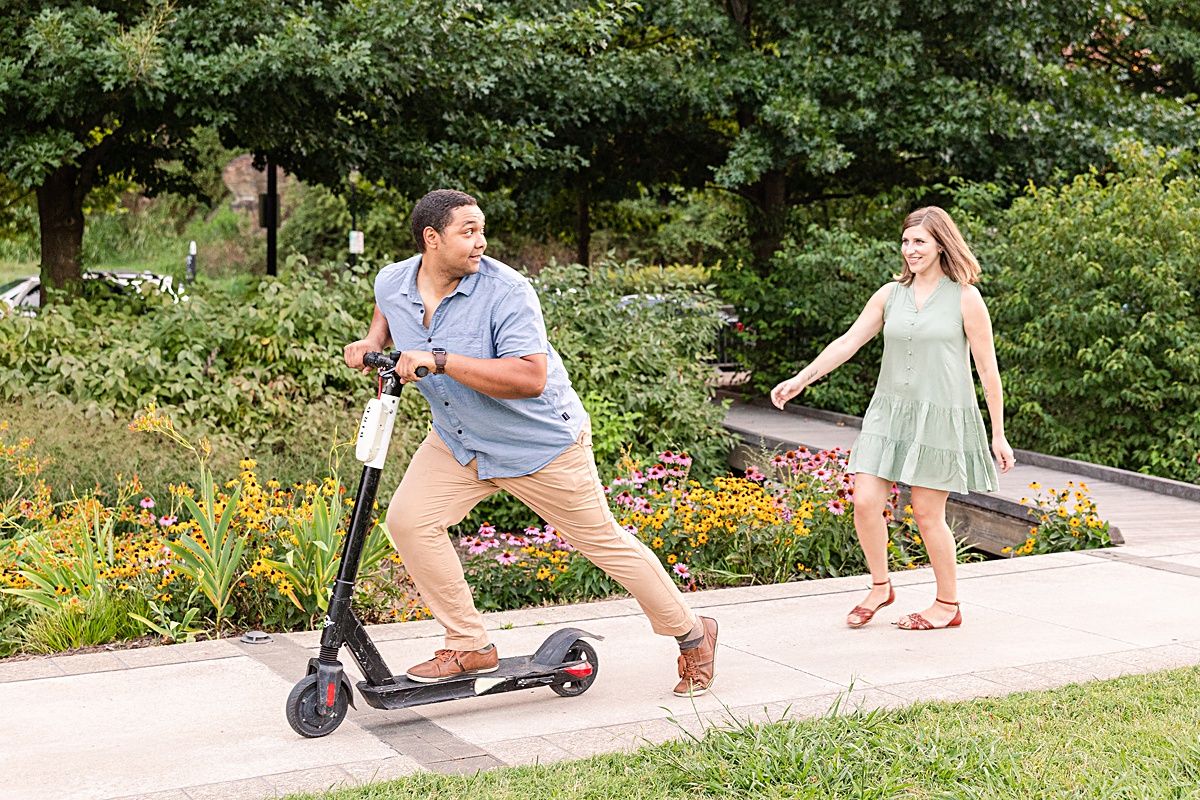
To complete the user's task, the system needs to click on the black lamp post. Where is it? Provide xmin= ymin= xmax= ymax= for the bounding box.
xmin=348 ymin=167 xmax=361 ymax=268
xmin=265 ymin=157 xmax=278 ymax=276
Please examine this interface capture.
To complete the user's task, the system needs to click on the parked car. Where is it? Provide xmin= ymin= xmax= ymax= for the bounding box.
xmin=0 ymin=270 xmax=185 ymax=313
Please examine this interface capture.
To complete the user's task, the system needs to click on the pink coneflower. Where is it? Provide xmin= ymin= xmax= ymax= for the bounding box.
xmin=827 ymin=498 xmax=846 ymax=515
xmin=140 ymin=497 xmax=155 ymax=509
xmin=660 ymin=450 xmax=677 ymax=464
xmin=158 ymin=515 xmax=177 ymax=527
xmin=504 ymin=534 xmax=528 ymax=547
xmin=468 ymin=539 xmax=492 ymax=555
xmin=533 ymin=528 xmax=557 ymax=544
xmin=744 ymin=466 xmax=765 ymax=482
xmin=556 ymin=537 xmax=575 ymax=552
xmin=633 ymin=497 xmax=653 ymax=514
xmin=615 ymin=491 xmax=635 ymax=508
xmin=623 ymin=524 xmax=639 ymax=536
xmin=495 ymin=550 xmax=519 ymax=566
xmin=478 ymin=523 xmax=496 ymax=537
xmin=647 ymin=464 xmax=667 ymax=480
xmin=672 ymin=563 xmax=691 ymax=580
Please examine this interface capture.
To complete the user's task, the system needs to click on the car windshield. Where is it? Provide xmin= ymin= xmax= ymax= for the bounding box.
xmin=0 ymin=279 xmax=29 ymax=293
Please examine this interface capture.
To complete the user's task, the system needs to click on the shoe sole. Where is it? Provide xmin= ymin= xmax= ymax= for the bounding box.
xmin=405 ymin=664 xmax=500 ymax=684
xmin=673 ymin=617 xmax=718 ymax=697
xmin=673 ymin=674 xmax=716 ymax=698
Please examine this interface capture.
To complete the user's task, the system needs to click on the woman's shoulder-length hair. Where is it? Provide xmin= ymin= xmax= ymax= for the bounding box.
xmin=897 ymin=206 xmax=981 ymax=286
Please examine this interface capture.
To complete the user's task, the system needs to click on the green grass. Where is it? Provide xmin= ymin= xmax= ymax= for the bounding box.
xmin=286 ymin=667 xmax=1200 ymax=799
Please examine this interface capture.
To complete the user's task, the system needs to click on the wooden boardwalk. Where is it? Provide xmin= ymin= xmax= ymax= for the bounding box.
xmin=722 ymin=396 xmax=1200 ymax=551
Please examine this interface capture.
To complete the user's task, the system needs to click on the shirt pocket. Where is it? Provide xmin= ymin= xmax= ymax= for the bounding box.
xmin=435 ymin=314 xmax=488 ymax=359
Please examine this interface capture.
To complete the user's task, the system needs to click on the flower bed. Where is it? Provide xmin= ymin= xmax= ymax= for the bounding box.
xmin=0 ymin=418 xmax=1111 ymax=658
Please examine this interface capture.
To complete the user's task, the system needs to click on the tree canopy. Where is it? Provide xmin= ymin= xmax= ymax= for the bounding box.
xmin=2 ymin=0 xmax=1197 ymax=296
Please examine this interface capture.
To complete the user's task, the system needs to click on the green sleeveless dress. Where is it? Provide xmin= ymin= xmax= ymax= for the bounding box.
xmin=846 ymin=276 xmax=999 ymax=494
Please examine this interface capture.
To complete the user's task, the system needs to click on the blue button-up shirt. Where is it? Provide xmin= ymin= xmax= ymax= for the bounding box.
xmin=374 ymin=254 xmax=587 ymax=479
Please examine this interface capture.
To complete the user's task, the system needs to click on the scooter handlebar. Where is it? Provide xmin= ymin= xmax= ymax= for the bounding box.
xmin=362 ymin=351 xmax=429 ymax=377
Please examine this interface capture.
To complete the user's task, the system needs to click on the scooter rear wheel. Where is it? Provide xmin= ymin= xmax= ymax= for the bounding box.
xmin=550 ymin=639 xmax=599 ymax=697
xmin=286 ymin=674 xmax=349 ymax=738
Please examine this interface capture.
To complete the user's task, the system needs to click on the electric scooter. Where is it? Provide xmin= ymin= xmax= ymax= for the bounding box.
xmin=285 ymin=351 xmax=601 ymax=738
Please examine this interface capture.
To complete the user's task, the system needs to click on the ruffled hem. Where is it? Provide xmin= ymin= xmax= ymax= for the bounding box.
xmin=846 ymin=396 xmax=999 ymax=494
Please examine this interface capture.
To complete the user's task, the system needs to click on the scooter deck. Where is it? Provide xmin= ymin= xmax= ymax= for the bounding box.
xmin=356 ymin=654 xmax=578 ymax=710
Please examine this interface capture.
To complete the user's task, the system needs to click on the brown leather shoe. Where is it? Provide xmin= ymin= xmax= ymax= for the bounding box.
xmin=406 ymin=647 xmax=500 ymax=683
xmin=673 ymin=616 xmax=718 ymax=697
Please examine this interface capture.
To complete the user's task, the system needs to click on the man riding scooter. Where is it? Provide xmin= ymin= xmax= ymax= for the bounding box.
xmin=343 ymin=189 xmax=718 ymax=697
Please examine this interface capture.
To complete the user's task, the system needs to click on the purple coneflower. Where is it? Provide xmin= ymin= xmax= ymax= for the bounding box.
xmin=672 ymin=563 xmax=690 ymax=580
xmin=827 ymin=498 xmax=846 ymax=515
xmin=495 ymin=550 xmax=519 ymax=566
xmin=140 ymin=497 xmax=155 ymax=509
xmin=158 ymin=515 xmax=177 ymax=527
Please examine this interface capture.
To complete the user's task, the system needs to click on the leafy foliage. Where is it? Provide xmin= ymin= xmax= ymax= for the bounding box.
xmin=715 ymin=226 xmax=896 ymax=414
xmin=981 ymin=144 xmax=1200 ymax=482
xmin=536 ymin=261 xmax=735 ymax=473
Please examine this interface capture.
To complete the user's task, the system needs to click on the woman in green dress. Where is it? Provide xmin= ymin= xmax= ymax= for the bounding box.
xmin=771 ymin=207 xmax=1014 ymax=630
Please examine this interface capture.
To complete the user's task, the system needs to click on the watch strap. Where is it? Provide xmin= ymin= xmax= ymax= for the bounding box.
xmin=433 ymin=348 xmax=447 ymax=375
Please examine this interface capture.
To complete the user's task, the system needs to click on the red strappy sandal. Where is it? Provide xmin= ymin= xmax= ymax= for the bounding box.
xmin=846 ymin=579 xmax=895 ymax=628
xmin=895 ymin=598 xmax=962 ymax=630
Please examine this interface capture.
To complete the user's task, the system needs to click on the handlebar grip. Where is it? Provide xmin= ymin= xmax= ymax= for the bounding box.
xmin=363 ymin=352 xmax=392 ymax=369
xmin=415 ymin=366 xmax=429 ymax=378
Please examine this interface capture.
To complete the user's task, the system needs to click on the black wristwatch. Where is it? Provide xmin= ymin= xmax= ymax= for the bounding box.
xmin=432 ymin=347 xmax=447 ymax=375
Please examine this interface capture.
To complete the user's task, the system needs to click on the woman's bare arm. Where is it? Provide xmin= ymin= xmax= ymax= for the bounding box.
xmin=770 ymin=283 xmax=893 ymax=409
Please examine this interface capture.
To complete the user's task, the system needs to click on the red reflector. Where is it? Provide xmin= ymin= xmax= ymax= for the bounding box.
xmin=325 ymin=682 xmax=337 ymax=706
xmin=564 ymin=662 xmax=593 ymax=678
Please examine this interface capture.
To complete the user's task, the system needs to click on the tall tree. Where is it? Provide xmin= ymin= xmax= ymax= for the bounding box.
xmin=0 ymin=0 xmax=633 ymax=301
xmin=480 ymin=0 xmax=1191 ymax=268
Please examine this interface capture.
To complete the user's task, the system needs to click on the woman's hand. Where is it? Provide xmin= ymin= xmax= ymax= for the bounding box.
xmin=770 ymin=376 xmax=805 ymax=410
xmin=993 ymin=435 xmax=1015 ymax=474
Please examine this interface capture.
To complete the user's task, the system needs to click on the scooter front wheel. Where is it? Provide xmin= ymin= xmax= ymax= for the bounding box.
xmin=286 ymin=674 xmax=349 ymax=738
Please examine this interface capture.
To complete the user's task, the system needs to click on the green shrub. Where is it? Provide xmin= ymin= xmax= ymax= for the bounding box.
xmin=1 ymin=257 xmax=735 ymax=532
xmin=715 ymin=226 xmax=896 ymax=414
xmin=537 ymin=260 xmax=735 ymax=475
xmin=981 ymin=143 xmax=1200 ymax=482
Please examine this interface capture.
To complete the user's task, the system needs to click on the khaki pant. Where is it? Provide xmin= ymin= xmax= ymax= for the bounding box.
xmin=385 ymin=426 xmax=697 ymax=650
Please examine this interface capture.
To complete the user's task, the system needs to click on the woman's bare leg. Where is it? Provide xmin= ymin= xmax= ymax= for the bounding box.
xmin=850 ymin=473 xmax=894 ymax=611
xmin=907 ymin=486 xmax=959 ymax=626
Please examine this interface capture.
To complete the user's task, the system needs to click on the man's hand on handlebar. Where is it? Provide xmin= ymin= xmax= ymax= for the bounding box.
xmin=394 ymin=350 xmax=437 ymax=383
xmin=344 ymin=339 xmax=385 ymax=375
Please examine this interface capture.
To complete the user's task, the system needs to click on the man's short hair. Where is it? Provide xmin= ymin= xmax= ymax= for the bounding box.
xmin=411 ymin=190 xmax=479 ymax=252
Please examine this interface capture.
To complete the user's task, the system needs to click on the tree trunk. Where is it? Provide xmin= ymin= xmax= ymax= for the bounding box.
xmin=748 ymin=169 xmax=787 ymax=270
xmin=36 ymin=165 xmax=87 ymax=304
xmin=575 ymin=178 xmax=591 ymax=266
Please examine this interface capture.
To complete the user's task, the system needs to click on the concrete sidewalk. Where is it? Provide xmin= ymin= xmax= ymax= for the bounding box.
xmin=6 ymin=537 xmax=1200 ymax=800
